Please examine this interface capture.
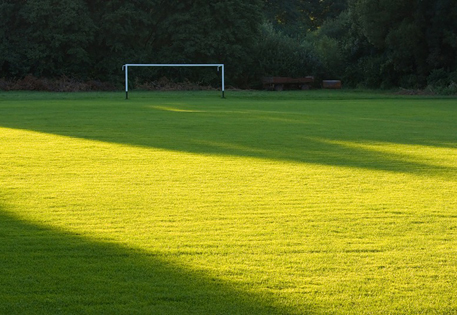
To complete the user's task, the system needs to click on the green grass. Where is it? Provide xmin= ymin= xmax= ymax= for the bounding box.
xmin=0 ymin=90 xmax=456 ymax=314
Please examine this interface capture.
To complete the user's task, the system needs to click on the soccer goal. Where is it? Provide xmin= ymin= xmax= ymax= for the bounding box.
xmin=122 ymin=63 xmax=225 ymax=99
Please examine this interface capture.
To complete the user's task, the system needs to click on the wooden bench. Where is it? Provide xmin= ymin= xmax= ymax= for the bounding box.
xmin=262 ymin=76 xmax=314 ymax=91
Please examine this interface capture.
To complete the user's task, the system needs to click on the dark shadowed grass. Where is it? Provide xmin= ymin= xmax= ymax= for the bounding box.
xmin=0 ymin=204 xmax=296 ymax=314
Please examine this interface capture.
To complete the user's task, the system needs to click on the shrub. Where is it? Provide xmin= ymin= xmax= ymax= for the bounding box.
xmin=426 ymin=69 xmax=457 ymax=95
xmin=250 ymin=23 xmax=323 ymax=87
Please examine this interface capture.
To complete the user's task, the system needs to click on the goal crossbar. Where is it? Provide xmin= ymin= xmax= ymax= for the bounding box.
xmin=122 ymin=63 xmax=225 ymax=99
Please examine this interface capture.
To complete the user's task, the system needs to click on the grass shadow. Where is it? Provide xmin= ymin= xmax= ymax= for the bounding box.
xmin=0 ymin=205 xmax=302 ymax=314
xmin=0 ymin=91 xmax=456 ymax=178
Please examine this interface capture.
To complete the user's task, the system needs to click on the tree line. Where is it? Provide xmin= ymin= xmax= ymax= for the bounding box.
xmin=1 ymin=0 xmax=456 ymax=91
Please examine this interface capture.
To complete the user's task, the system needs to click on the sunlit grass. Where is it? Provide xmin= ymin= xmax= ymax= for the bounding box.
xmin=1 ymin=91 xmax=457 ymax=314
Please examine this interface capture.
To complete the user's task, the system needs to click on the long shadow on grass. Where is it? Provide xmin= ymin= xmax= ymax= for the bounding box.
xmin=0 ymin=206 xmax=303 ymax=314
xmin=0 ymin=93 xmax=456 ymax=178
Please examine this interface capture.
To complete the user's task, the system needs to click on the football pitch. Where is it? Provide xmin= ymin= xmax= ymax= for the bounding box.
xmin=0 ymin=90 xmax=456 ymax=314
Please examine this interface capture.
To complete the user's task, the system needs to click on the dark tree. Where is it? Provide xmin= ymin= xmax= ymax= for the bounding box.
xmin=0 ymin=0 xmax=263 ymax=85
xmin=0 ymin=0 xmax=94 ymax=78
xmin=263 ymin=0 xmax=347 ymax=36
xmin=348 ymin=0 xmax=457 ymax=88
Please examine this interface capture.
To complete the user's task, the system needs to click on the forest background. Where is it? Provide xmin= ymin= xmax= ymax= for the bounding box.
xmin=1 ymin=0 xmax=457 ymax=92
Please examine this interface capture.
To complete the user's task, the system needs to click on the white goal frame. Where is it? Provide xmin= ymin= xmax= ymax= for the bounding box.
xmin=122 ymin=63 xmax=225 ymax=99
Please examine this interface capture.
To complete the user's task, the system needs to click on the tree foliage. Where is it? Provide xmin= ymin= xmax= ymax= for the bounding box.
xmin=263 ymin=0 xmax=347 ymax=35
xmin=252 ymin=23 xmax=323 ymax=82
xmin=0 ymin=0 xmax=262 ymax=85
xmin=347 ymin=0 xmax=457 ymax=88
xmin=1 ymin=0 xmax=457 ymax=90
xmin=1 ymin=0 xmax=94 ymax=78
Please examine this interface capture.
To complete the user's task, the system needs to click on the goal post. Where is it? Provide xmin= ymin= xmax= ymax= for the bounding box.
xmin=122 ymin=63 xmax=225 ymax=99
